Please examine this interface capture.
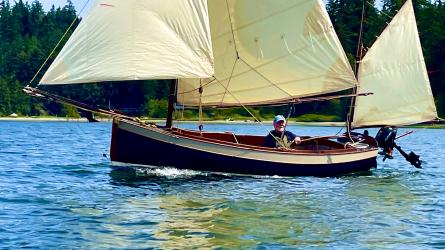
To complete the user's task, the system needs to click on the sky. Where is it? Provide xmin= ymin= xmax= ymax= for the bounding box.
xmin=35 ymin=0 xmax=93 ymax=14
xmin=34 ymin=0 xmax=384 ymax=15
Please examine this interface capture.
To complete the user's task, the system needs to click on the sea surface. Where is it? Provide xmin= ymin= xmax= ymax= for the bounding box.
xmin=1 ymin=121 xmax=444 ymax=249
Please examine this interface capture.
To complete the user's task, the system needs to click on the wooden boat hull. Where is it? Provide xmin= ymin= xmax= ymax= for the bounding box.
xmin=110 ymin=119 xmax=378 ymax=177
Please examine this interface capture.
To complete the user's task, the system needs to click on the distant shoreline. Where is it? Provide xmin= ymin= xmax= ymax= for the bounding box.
xmin=0 ymin=117 xmax=112 ymax=122
xmin=0 ymin=116 xmax=343 ymax=126
xmin=1 ymin=117 xmax=443 ymax=128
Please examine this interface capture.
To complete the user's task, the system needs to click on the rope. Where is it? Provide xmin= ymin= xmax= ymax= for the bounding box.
xmin=28 ymin=17 xmax=79 ymax=86
xmin=28 ymin=0 xmax=92 ymax=87
xmin=362 ymin=1 xmax=399 ymax=57
xmin=213 ymin=78 xmax=287 ymax=148
xmin=173 ymin=92 xmax=186 ymax=131
xmin=23 ymin=86 xmax=140 ymax=122
xmin=239 ymin=58 xmax=295 ymax=101
xmin=367 ymin=1 xmax=397 ymax=19
xmin=198 ymin=81 xmax=204 ymax=134
xmin=176 ymin=79 xmax=214 ymax=95
xmin=281 ymin=104 xmax=294 ymax=141
xmin=219 ymin=59 xmax=239 ymax=106
xmin=225 ymin=0 xmax=239 ymax=55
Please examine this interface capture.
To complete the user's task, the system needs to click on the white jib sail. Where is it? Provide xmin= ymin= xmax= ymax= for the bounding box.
xmin=39 ymin=0 xmax=214 ymax=85
xmin=353 ymin=0 xmax=438 ymax=127
xmin=177 ymin=0 xmax=357 ymax=107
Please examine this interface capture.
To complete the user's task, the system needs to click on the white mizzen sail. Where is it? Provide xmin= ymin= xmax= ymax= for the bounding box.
xmin=40 ymin=0 xmax=214 ymax=85
xmin=177 ymin=0 xmax=357 ymax=107
xmin=352 ymin=0 xmax=438 ymax=128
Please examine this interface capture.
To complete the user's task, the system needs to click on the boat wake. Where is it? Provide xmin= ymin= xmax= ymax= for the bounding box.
xmin=111 ymin=161 xmax=206 ymax=178
xmin=110 ymin=161 xmax=287 ymax=179
xmin=135 ymin=167 xmax=204 ymax=178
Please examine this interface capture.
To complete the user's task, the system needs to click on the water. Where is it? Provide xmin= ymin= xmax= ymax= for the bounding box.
xmin=1 ymin=121 xmax=444 ymax=249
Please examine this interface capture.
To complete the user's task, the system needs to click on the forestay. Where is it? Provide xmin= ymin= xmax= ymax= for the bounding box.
xmin=39 ymin=0 xmax=214 ymax=85
xmin=177 ymin=0 xmax=357 ymax=107
xmin=353 ymin=0 xmax=438 ymax=128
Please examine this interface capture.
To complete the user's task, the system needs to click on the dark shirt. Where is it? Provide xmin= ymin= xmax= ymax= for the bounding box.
xmin=263 ymin=130 xmax=297 ymax=148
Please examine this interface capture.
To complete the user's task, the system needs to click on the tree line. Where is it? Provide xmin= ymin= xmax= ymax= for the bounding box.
xmin=0 ymin=0 xmax=444 ymax=120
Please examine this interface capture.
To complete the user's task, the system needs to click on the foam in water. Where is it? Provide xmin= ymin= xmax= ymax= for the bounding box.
xmin=135 ymin=167 xmax=204 ymax=178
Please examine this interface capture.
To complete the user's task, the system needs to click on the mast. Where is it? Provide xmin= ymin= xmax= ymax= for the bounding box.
xmin=166 ymin=79 xmax=177 ymax=128
xmin=347 ymin=0 xmax=366 ymax=132
xmin=352 ymin=0 xmax=438 ymax=128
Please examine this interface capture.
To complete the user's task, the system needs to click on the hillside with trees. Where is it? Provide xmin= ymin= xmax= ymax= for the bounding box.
xmin=0 ymin=0 xmax=444 ymax=121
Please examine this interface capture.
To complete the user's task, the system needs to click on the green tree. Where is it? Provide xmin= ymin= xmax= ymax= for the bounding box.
xmin=0 ymin=77 xmax=12 ymax=115
xmin=147 ymin=99 xmax=168 ymax=118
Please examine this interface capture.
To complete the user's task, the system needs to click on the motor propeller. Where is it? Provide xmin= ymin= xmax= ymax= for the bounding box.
xmin=393 ymin=144 xmax=422 ymax=168
xmin=375 ymin=126 xmax=422 ymax=168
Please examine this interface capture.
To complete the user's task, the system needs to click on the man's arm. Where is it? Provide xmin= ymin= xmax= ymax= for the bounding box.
xmin=286 ymin=131 xmax=301 ymax=145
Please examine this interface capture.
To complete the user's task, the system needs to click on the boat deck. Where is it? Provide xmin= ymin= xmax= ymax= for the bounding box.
xmin=170 ymin=127 xmax=371 ymax=153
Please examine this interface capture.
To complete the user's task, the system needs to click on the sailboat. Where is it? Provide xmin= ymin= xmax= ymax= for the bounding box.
xmin=350 ymin=0 xmax=440 ymax=167
xmin=24 ymin=0 xmax=379 ymax=177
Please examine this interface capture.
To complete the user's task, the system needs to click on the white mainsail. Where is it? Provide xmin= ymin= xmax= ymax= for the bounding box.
xmin=352 ymin=0 xmax=438 ymax=128
xmin=177 ymin=0 xmax=357 ymax=107
xmin=39 ymin=0 xmax=214 ymax=85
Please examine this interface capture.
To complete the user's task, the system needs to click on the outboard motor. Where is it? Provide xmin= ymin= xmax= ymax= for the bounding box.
xmin=375 ymin=126 xmax=397 ymax=159
xmin=375 ymin=126 xmax=421 ymax=168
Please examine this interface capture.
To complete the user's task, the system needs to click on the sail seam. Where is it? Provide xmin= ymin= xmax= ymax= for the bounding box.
xmin=228 ymin=1 xmax=309 ymax=33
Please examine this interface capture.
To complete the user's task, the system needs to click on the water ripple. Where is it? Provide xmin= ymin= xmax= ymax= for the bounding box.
xmin=1 ymin=122 xmax=445 ymax=249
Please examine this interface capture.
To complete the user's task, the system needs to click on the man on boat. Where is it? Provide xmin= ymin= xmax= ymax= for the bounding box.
xmin=263 ymin=115 xmax=301 ymax=148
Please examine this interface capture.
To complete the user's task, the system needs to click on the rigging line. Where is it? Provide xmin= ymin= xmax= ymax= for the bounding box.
xmin=213 ymin=78 xmax=286 ymax=148
xmin=195 ymin=39 xmax=331 ymax=88
xmin=225 ymin=0 xmax=239 ymax=56
xmin=173 ymin=90 xmax=186 ymax=129
xmin=354 ymin=0 xmax=366 ymax=75
xmin=362 ymin=2 xmax=400 ymax=54
xmin=198 ymin=80 xmax=204 ymax=134
xmin=367 ymin=1 xmax=396 ymax=19
xmin=176 ymin=79 xmax=215 ymax=95
xmin=214 ymin=78 xmax=262 ymax=124
xmin=335 ymin=125 xmax=344 ymax=136
xmin=181 ymin=92 xmax=370 ymax=108
xmin=23 ymin=86 xmax=140 ymax=122
xmin=238 ymin=58 xmax=295 ymax=101
xmin=219 ymin=58 xmax=239 ymax=106
xmin=29 ymin=17 xmax=79 ymax=87
xmin=281 ymin=104 xmax=294 ymax=141
xmin=346 ymin=0 xmax=366 ymax=141
xmin=77 ymin=0 xmax=92 ymax=16
xmin=28 ymin=0 xmax=91 ymax=87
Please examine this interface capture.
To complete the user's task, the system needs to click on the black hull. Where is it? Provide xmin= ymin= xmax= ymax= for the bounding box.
xmin=110 ymin=120 xmax=377 ymax=177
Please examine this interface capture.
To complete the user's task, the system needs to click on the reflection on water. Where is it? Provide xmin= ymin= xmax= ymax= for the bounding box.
xmin=109 ymin=168 xmax=337 ymax=248
xmin=106 ymin=166 xmax=443 ymax=249
xmin=1 ymin=121 xmax=445 ymax=249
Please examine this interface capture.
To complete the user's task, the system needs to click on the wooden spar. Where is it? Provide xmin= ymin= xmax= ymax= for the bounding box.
xmin=347 ymin=0 xmax=367 ymax=133
xmin=177 ymin=92 xmax=373 ymax=109
xmin=395 ymin=130 xmax=414 ymax=140
xmin=22 ymin=86 xmax=139 ymax=121
xmin=166 ymin=79 xmax=177 ymax=128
